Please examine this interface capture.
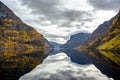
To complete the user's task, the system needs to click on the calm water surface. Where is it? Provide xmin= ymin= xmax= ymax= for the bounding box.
xmin=19 ymin=49 xmax=114 ymax=80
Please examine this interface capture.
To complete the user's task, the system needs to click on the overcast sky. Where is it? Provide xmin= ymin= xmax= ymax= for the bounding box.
xmin=1 ymin=0 xmax=119 ymax=44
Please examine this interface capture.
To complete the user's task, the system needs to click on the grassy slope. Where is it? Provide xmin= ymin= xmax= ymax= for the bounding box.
xmin=98 ymin=34 xmax=120 ymax=50
xmin=98 ymin=11 xmax=120 ymax=50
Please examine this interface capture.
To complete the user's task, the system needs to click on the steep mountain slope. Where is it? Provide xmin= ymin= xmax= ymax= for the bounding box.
xmin=61 ymin=33 xmax=90 ymax=48
xmin=0 ymin=1 xmax=44 ymax=51
xmin=0 ymin=1 xmax=47 ymax=80
xmin=98 ymin=11 xmax=120 ymax=50
xmin=77 ymin=11 xmax=119 ymax=51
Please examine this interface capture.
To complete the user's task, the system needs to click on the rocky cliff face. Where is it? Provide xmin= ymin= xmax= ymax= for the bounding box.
xmin=61 ymin=33 xmax=90 ymax=48
xmin=0 ymin=1 xmax=45 ymax=80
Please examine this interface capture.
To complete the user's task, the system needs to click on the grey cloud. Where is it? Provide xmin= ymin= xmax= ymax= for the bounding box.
xmin=35 ymin=70 xmax=96 ymax=80
xmin=20 ymin=0 xmax=60 ymax=14
xmin=62 ymin=10 xmax=88 ymax=21
xmin=19 ymin=0 xmax=95 ymax=43
xmin=87 ymin=0 xmax=120 ymax=10
xmin=21 ymin=70 xmax=95 ymax=80
xmin=58 ymin=10 xmax=94 ymax=27
xmin=20 ymin=0 xmax=62 ymax=21
xmin=45 ymin=34 xmax=68 ymax=40
xmin=20 ymin=0 xmax=94 ymax=28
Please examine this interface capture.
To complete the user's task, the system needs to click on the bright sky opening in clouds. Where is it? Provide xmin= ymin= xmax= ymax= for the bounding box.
xmin=1 ymin=0 xmax=119 ymax=44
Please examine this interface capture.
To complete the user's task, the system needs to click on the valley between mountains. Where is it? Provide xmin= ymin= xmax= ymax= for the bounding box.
xmin=0 ymin=1 xmax=120 ymax=80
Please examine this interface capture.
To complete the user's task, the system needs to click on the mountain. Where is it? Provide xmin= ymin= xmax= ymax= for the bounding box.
xmin=76 ymin=11 xmax=120 ymax=80
xmin=77 ymin=11 xmax=119 ymax=51
xmin=0 ymin=1 xmax=45 ymax=50
xmin=44 ymin=39 xmax=54 ymax=49
xmin=0 ymin=1 xmax=47 ymax=80
xmin=44 ymin=39 xmax=54 ymax=56
xmin=43 ymin=41 xmax=61 ymax=56
xmin=61 ymin=33 xmax=90 ymax=48
xmin=97 ymin=11 xmax=120 ymax=50
xmin=50 ymin=41 xmax=61 ymax=48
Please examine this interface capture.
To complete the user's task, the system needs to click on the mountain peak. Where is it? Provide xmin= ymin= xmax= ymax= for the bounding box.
xmin=61 ymin=33 xmax=90 ymax=48
xmin=0 ymin=1 xmax=10 ymax=11
xmin=0 ymin=1 xmax=21 ymax=22
xmin=0 ymin=1 xmax=4 ymax=6
xmin=70 ymin=33 xmax=90 ymax=40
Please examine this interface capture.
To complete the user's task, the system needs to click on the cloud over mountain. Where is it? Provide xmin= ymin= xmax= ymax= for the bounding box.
xmin=1 ymin=0 xmax=118 ymax=43
xmin=87 ymin=0 xmax=120 ymax=10
xmin=20 ymin=0 xmax=93 ymax=27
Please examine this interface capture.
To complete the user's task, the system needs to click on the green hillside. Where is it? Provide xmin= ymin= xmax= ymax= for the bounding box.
xmin=98 ymin=11 xmax=120 ymax=50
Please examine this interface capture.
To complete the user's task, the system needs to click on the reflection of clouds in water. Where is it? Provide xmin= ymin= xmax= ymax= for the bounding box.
xmin=19 ymin=53 xmax=113 ymax=80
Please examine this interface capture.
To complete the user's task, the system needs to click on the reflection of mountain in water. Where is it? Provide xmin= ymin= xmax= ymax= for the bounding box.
xmin=19 ymin=53 xmax=111 ymax=80
xmin=47 ymin=48 xmax=91 ymax=64
xmin=20 ymin=49 xmax=111 ymax=80
xmin=44 ymin=48 xmax=120 ymax=80
xmin=49 ymin=48 xmax=61 ymax=55
xmin=0 ymin=49 xmax=45 ymax=80
xmin=87 ymin=50 xmax=120 ymax=80
xmin=61 ymin=49 xmax=92 ymax=64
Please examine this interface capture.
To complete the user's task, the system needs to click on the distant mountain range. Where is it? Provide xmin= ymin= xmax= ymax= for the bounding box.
xmin=50 ymin=41 xmax=61 ymax=48
xmin=61 ymin=33 xmax=90 ymax=48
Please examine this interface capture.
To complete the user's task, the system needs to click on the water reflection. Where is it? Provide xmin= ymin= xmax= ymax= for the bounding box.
xmin=87 ymin=50 xmax=120 ymax=80
xmin=1 ymin=48 xmax=117 ymax=80
xmin=0 ymin=49 xmax=45 ymax=80
xmin=48 ymin=49 xmax=120 ymax=80
xmin=46 ymin=48 xmax=91 ymax=64
xmin=20 ymin=49 xmax=112 ymax=80
xmin=49 ymin=48 xmax=61 ymax=55
xmin=61 ymin=49 xmax=92 ymax=64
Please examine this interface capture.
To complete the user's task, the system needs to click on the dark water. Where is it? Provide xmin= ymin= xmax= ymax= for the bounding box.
xmin=0 ymin=49 xmax=44 ymax=80
xmin=50 ymin=49 xmax=120 ymax=80
xmin=0 ymin=48 xmax=119 ymax=80
xmin=61 ymin=49 xmax=92 ymax=64
xmin=19 ymin=49 xmax=113 ymax=80
xmin=86 ymin=50 xmax=120 ymax=80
